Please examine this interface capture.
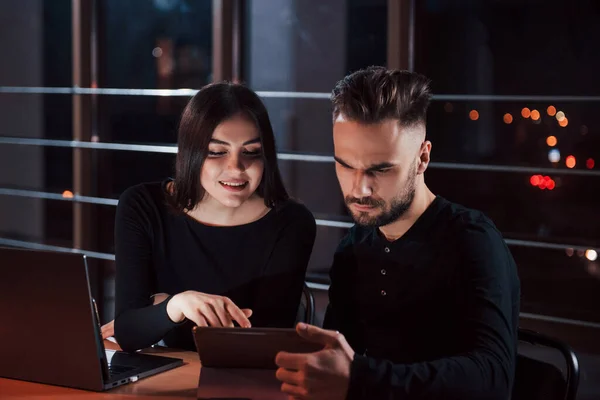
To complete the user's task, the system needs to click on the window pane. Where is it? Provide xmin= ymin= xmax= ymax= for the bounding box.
xmin=0 ymin=93 xmax=72 ymax=140
xmin=427 ymin=168 xmax=599 ymax=246
xmin=98 ymin=94 xmax=184 ymax=144
xmin=0 ymin=0 xmax=72 ymax=87
xmin=0 ymin=145 xmax=73 ymax=193
xmin=516 ymin=245 xmax=600 ymax=323
xmin=260 ymin=97 xmax=333 ymax=154
xmin=101 ymin=0 xmax=212 ymax=89
xmin=308 ymin=225 xmax=346 ymax=275
xmin=279 ymin=159 xmax=345 ymax=218
xmin=0 ymin=145 xmax=73 ymax=250
xmin=427 ymin=100 xmax=600 ymax=169
xmin=97 ymin=150 xmax=175 ymax=199
xmin=245 ymin=0 xmax=386 ymax=92
xmin=415 ymin=1 xmax=600 ymax=96
xmin=0 ymin=197 xmax=73 ymax=249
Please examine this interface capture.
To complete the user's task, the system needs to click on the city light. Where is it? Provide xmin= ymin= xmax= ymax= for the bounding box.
xmin=521 ymin=108 xmax=531 ymax=118
xmin=62 ymin=190 xmax=74 ymax=198
xmin=530 ymin=175 xmax=541 ymax=186
xmin=586 ymin=250 xmax=598 ymax=262
xmin=548 ymin=149 xmax=560 ymax=163
xmin=566 ymin=155 xmax=576 ymax=168
xmin=556 ymin=111 xmax=565 ymax=121
xmin=559 ymin=117 xmax=569 ymax=127
xmin=152 ymin=47 xmax=163 ymax=58
xmin=587 ymin=158 xmax=595 ymax=169
xmin=546 ymin=136 xmax=557 ymax=147
xmin=469 ymin=110 xmax=479 ymax=121
xmin=565 ymin=248 xmax=574 ymax=257
xmin=503 ymin=113 xmax=513 ymax=124
xmin=444 ymin=102 xmax=453 ymax=113
xmin=531 ymin=109 xmax=541 ymax=121
xmin=530 ymin=175 xmax=556 ymax=190
xmin=547 ymin=105 xmax=557 ymax=116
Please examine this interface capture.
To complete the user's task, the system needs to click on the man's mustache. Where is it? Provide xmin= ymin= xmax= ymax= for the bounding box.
xmin=345 ymin=196 xmax=384 ymax=208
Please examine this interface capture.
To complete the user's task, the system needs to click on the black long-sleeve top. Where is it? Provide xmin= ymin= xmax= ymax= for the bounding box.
xmin=113 ymin=180 xmax=316 ymax=352
xmin=324 ymin=196 xmax=520 ymax=400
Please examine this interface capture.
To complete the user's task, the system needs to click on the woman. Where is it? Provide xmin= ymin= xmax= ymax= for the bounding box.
xmin=103 ymin=82 xmax=316 ymax=352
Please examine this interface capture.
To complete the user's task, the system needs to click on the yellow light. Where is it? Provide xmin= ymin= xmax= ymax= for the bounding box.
xmin=566 ymin=155 xmax=576 ymax=168
xmin=530 ymin=109 xmax=540 ymax=121
xmin=469 ymin=110 xmax=479 ymax=121
xmin=556 ymin=111 xmax=565 ymax=121
xmin=546 ymin=136 xmax=557 ymax=147
xmin=503 ymin=113 xmax=513 ymax=124
xmin=521 ymin=108 xmax=531 ymax=118
xmin=62 ymin=190 xmax=74 ymax=199
xmin=586 ymin=249 xmax=598 ymax=262
xmin=559 ymin=117 xmax=569 ymax=127
xmin=547 ymin=105 xmax=556 ymax=116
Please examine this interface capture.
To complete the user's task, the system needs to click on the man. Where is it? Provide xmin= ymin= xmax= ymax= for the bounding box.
xmin=275 ymin=67 xmax=520 ymax=400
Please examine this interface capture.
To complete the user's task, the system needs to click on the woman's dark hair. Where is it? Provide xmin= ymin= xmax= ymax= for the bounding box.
xmin=171 ymin=82 xmax=288 ymax=211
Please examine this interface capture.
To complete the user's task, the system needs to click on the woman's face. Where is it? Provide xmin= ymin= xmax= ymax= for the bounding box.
xmin=199 ymin=114 xmax=264 ymax=208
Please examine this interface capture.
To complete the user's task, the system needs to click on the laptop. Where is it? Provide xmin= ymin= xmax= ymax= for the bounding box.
xmin=0 ymin=247 xmax=183 ymax=391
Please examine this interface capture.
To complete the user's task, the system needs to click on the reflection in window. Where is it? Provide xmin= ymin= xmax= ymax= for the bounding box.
xmin=102 ymin=0 xmax=212 ymax=89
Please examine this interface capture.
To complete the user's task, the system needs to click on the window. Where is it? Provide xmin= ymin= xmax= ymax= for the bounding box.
xmin=1 ymin=0 xmax=598 ymax=331
xmin=415 ymin=0 xmax=600 ymax=323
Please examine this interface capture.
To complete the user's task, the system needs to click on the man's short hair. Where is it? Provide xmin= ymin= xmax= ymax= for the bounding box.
xmin=331 ymin=66 xmax=432 ymax=127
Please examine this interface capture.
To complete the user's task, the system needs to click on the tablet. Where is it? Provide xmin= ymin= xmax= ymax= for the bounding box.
xmin=192 ymin=326 xmax=324 ymax=369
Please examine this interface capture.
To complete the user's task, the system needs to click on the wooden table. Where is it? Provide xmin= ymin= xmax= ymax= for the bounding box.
xmin=0 ymin=340 xmax=280 ymax=399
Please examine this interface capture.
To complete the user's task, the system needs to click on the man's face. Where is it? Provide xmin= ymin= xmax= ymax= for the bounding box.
xmin=333 ymin=117 xmax=427 ymax=228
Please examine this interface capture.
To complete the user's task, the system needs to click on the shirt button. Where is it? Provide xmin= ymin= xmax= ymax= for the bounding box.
xmin=384 ymin=247 xmax=390 ymax=253
xmin=381 ymin=290 xmax=387 ymax=296
xmin=381 ymin=269 xmax=387 ymax=275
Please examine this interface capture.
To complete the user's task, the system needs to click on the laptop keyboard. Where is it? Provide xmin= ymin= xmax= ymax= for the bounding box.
xmin=108 ymin=364 xmax=135 ymax=377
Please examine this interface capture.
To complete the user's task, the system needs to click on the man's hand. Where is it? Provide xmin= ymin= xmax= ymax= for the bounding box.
xmin=275 ymin=323 xmax=355 ymax=400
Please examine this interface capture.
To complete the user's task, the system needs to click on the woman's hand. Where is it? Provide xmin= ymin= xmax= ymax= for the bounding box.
xmin=100 ymin=292 xmax=172 ymax=340
xmin=166 ymin=291 xmax=252 ymax=328
xmin=101 ymin=320 xmax=115 ymax=340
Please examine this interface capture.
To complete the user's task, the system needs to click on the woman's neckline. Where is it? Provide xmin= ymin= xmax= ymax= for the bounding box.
xmin=161 ymin=178 xmax=277 ymax=228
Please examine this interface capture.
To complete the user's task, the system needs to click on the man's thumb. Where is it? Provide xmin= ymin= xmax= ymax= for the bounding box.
xmin=296 ymin=323 xmax=338 ymax=346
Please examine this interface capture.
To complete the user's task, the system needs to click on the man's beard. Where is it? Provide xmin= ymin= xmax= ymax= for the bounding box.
xmin=345 ymin=165 xmax=417 ymax=228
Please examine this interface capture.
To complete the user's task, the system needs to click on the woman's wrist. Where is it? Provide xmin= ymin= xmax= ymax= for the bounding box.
xmin=166 ymin=293 xmax=184 ymax=323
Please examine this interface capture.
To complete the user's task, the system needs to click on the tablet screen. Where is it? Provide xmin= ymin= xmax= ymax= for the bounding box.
xmin=192 ymin=327 xmax=324 ymax=369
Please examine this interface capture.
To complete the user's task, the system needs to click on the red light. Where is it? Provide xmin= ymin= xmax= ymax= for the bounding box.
xmin=531 ymin=175 xmax=557 ymax=190
xmin=587 ymin=158 xmax=595 ymax=169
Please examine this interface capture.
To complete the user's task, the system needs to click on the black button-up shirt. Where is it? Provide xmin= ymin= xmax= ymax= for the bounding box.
xmin=324 ymin=196 xmax=520 ymax=400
